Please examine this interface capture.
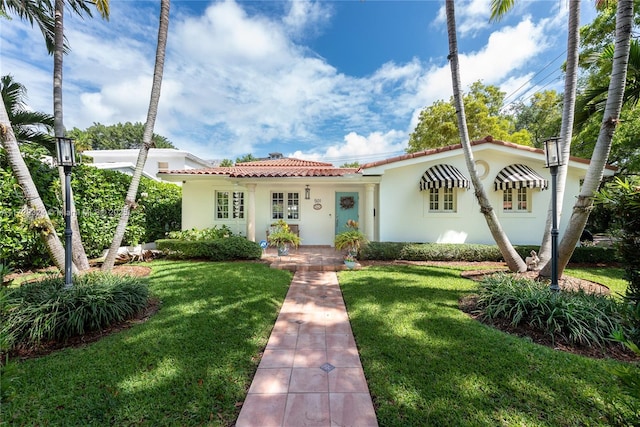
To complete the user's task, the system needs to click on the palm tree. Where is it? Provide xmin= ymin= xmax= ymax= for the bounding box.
xmin=1 ymin=75 xmax=55 ymax=150
xmin=543 ymin=0 xmax=634 ymax=278
xmin=490 ymin=0 xmax=582 ymax=274
xmin=1 ymin=0 xmax=56 ymax=51
xmin=102 ymin=0 xmax=170 ymax=271
xmin=446 ymin=0 xmax=527 ymax=272
xmin=52 ymin=0 xmax=109 ymax=272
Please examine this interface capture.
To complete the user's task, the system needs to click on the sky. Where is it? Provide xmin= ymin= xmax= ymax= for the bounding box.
xmin=1 ymin=0 xmax=598 ymax=165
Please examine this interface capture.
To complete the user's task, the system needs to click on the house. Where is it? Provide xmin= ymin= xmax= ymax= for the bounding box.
xmin=159 ymin=137 xmax=615 ymax=246
xmin=83 ymin=148 xmax=214 ymax=182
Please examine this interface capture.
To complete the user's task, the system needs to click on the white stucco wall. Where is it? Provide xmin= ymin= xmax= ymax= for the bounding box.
xmin=181 ymin=179 xmax=375 ymax=246
xmin=371 ymin=147 xmax=585 ymax=245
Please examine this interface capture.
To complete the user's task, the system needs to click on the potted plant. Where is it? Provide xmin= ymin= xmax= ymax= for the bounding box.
xmin=267 ymin=220 xmax=301 ymax=256
xmin=343 ymin=253 xmax=357 ymax=269
xmin=334 ymin=220 xmax=367 ymax=263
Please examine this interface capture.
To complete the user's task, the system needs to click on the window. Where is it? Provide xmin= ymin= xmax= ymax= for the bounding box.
xmin=216 ymin=191 xmax=244 ymax=219
xmin=429 ymin=187 xmax=456 ymax=212
xmin=503 ymin=188 xmax=528 ymax=212
xmin=272 ymin=192 xmax=299 ymax=220
xmin=157 ymin=161 xmax=169 ymax=171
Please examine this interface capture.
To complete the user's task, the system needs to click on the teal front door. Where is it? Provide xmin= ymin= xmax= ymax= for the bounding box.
xmin=335 ymin=192 xmax=359 ymax=235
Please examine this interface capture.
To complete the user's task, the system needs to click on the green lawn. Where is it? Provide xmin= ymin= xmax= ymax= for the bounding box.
xmin=339 ymin=265 xmax=638 ymax=427
xmin=565 ymin=266 xmax=628 ymax=297
xmin=5 ymin=261 xmax=292 ymax=426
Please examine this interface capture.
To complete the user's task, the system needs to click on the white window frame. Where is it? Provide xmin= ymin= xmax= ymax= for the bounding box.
xmin=503 ymin=187 xmax=529 ymax=212
xmin=428 ymin=187 xmax=457 ymax=213
xmin=271 ymin=192 xmax=300 ymax=220
xmin=216 ymin=191 xmax=244 ymax=219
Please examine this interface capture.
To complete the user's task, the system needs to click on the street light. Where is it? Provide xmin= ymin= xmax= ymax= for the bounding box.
xmin=544 ymin=137 xmax=563 ymax=291
xmin=56 ymin=137 xmax=76 ymax=288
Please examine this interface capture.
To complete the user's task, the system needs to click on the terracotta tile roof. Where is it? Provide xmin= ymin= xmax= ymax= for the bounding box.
xmin=161 ymin=157 xmax=358 ymax=178
xmin=359 ymin=136 xmax=616 ymax=171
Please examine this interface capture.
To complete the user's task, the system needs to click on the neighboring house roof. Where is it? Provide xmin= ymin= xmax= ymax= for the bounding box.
xmin=359 ymin=137 xmax=617 ymax=171
xmin=83 ymin=148 xmax=214 ymax=168
xmin=161 ymin=157 xmax=358 ymax=178
xmin=89 ymin=162 xmax=157 ymax=180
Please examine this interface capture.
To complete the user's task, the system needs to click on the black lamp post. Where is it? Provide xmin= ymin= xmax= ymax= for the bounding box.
xmin=544 ymin=137 xmax=563 ymax=291
xmin=56 ymin=137 xmax=76 ymax=288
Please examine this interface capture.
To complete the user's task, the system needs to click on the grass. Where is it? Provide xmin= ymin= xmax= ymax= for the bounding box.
xmin=4 ymin=261 xmax=292 ymax=426
xmin=565 ymin=266 xmax=628 ymax=297
xmin=338 ymin=265 xmax=638 ymax=426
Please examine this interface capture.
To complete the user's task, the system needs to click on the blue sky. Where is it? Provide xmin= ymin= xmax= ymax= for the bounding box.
xmin=2 ymin=0 xmax=597 ymax=164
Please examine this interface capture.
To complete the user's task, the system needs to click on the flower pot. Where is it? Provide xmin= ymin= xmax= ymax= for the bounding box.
xmin=277 ymin=245 xmax=289 ymax=256
xmin=344 ymin=260 xmax=356 ymax=269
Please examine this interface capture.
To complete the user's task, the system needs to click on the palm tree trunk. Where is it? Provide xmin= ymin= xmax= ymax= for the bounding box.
xmin=537 ymin=0 xmax=580 ymax=272
xmin=446 ymin=0 xmax=526 ymax=272
xmin=540 ymin=0 xmax=633 ymax=278
xmin=102 ymin=0 xmax=170 ymax=271
xmin=0 ymin=103 xmax=71 ymax=273
xmin=53 ymin=0 xmax=90 ymax=271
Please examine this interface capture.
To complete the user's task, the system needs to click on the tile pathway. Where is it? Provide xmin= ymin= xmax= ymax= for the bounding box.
xmin=236 ymin=270 xmax=378 ymax=427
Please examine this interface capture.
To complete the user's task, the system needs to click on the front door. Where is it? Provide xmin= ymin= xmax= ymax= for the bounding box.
xmin=335 ymin=192 xmax=359 ymax=235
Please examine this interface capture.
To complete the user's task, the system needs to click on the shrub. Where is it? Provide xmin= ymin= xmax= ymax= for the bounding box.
xmin=166 ymin=226 xmax=233 ymax=241
xmin=475 ymin=274 xmax=623 ymax=347
xmin=1 ymin=151 xmax=182 ymax=268
xmin=1 ymin=273 xmax=149 ymax=349
xmin=399 ymin=243 xmax=504 ymax=262
xmin=360 ymin=242 xmax=406 ymax=260
xmin=157 ymin=236 xmax=262 ymax=261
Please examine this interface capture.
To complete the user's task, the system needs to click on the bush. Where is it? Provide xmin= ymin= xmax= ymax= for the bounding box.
xmin=1 ymin=150 xmax=182 ymax=268
xmin=476 ymin=274 xmax=623 ymax=347
xmin=167 ymin=226 xmax=233 ymax=241
xmin=360 ymin=242 xmax=406 ymax=260
xmin=1 ymin=273 xmax=149 ymax=349
xmin=157 ymin=236 xmax=262 ymax=261
xmin=399 ymin=243 xmax=503 ymax=262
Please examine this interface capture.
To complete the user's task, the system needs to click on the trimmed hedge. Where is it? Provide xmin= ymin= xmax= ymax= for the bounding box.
xmin=157 ymin=236 xmax=262 ymax=261
xmin=361 ymin=241 xmax=620 ymax=264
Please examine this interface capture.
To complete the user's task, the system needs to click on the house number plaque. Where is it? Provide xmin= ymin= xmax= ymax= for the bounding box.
xmin=313 ymin=199 xmax=322 ymax=210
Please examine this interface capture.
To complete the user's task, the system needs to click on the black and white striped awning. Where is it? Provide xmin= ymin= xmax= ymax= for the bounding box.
xmin=419 ymin=164 xmax=470 ymax=191
xmin=494 ymin=164 xmax=548 ymax=191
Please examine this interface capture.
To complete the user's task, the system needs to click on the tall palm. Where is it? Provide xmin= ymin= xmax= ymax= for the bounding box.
xmin=491 ymin=0 xmax=581 ymax=273
xmin=102 ymin=0 xmax=170 ymax=271
xmin=1 ymin=0 xmax=55 ymax=51
xmin=53 ymin=0 xmax=109 ymax=272
xmin=1 ymin=75 xmax=55 ymax=151
xmin=544 ymin=0 xmax=633 ymax=278
xmin=446 ymin=0 xmax=527 ymax=272
xmin=1 ymin=0 xmax=78 ymax=272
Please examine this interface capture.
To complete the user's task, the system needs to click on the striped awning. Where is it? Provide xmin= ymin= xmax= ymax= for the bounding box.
xmin=419 ymin=164 xmax=470 ymax=191
xmin=494 ymin=164 xmax=548 ymax=191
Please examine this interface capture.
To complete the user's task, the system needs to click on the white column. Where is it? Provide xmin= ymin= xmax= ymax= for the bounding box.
xmin=365 ymin=183 xmax=375 ymax=241
xmin=246 ymin=184 xmax=256 ymax=241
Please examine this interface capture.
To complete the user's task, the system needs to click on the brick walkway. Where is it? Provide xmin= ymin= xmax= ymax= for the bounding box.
xmin=235 ymin=270 xmax=378 ymax=427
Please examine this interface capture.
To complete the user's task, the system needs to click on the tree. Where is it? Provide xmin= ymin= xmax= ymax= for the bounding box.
xmin=0 ymin=104 xmax=69 ymax=273
xmin=491 ymin=0 xmax=581 ymax=275
xmin=102 ymin=0 xmax=170 ymax=271
xmin=408 ymin=81 xmax=532 ymax=152
xmin=218 ymin=159 xmax=233 ymax=167
xmin=544 ymin=0 xmax=634 ymax=279
xmin=512 ymin=90 xmax=563 ymax=148
xmin=68 ymin=122 xmax=176 ymax=151
xmin=236 ymin=153 xmax=258 ymax=163
xmin=0 ymin=0 xmax=56 ymax=51
xmin=340 ymin=161 xmax=360 ymax=168
xmin=52 ymin=0 xmax=109 ymax=272
xmin=1 ymin=75 xmax=55 ymax=151
xmin=445 ymin=0 xmax=527 ymax=272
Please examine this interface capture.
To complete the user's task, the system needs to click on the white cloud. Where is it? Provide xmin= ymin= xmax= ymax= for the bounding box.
xmin=1 ymin=0 xmax=575 ymax=162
